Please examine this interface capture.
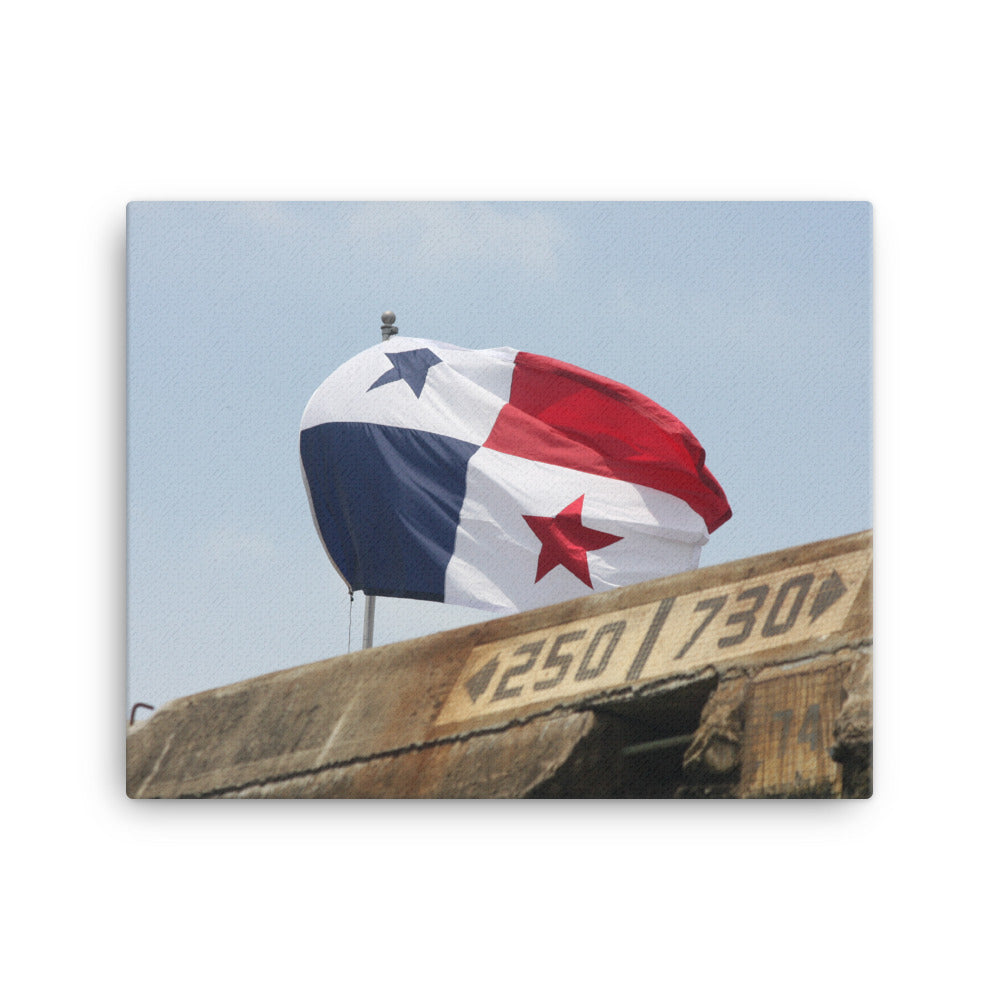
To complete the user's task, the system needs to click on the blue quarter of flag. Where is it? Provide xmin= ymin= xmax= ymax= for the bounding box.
xmin=300 ymin=422 xmax=478 ymax=600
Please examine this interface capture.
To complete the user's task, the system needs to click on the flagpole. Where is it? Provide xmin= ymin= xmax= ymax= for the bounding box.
xmin=362 ymin=310 xmax=399 ymax=649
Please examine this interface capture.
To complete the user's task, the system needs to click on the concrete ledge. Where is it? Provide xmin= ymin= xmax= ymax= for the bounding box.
xmin=127 ymin=530 xmax=872 ymax=798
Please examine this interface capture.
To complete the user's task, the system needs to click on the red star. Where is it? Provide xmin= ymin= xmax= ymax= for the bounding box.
xmin=522 ymin=495 xmax=623 ymax=588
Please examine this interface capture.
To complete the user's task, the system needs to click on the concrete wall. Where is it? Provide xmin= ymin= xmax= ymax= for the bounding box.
xmin=127 ymin=530 xmax=872 ymax=798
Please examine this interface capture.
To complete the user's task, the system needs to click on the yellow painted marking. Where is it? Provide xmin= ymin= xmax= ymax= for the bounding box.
xmin=435 ymin=549 xmax=870 ymax=727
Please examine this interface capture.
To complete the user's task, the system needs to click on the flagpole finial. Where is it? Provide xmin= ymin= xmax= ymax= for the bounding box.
xmin=381 ymin=311 xmax=398 ymax=341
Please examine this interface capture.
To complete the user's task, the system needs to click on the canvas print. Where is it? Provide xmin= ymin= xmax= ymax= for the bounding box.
xmin=126 ymin=201 xmax=872 ymax=798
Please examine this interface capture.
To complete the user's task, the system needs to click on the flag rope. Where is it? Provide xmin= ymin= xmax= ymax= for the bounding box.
xmin=347 ymin=590 xmax=354 ymax=652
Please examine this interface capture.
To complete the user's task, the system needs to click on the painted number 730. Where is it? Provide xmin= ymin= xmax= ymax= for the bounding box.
xmin=673 ymin=573 xmax=815 ymax=660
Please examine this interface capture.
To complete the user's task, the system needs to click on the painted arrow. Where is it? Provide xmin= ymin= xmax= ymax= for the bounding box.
xmin=808 ymin=570 xmax=848 ymax=623
xmin=465 ymin=658 xmax=499 ymax=704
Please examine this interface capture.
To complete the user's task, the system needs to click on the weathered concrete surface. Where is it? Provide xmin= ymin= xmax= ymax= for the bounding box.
xmin=682 ymin=674 xmax=751 ymax=783
xmin=738 ymin=656 xmax=853 ymax=797
xmin=831 ymin=648 xmax=874 ymax=798
xmin=217 ymin=711 xmax=607 ymax=799
xmin=127 ymin=530 xmax=872 ymax=798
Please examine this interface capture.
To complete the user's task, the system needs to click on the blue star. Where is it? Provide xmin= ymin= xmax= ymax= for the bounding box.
xmin=367 ymin=349 xmax=443 ymax=398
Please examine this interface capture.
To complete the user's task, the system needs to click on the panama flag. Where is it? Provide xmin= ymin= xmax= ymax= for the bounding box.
xmin=300 ymin=337 xmax=730 ymax=614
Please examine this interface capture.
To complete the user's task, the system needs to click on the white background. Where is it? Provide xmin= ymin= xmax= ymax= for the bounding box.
xmin=5 ymin=3 xmax=996 ymax=998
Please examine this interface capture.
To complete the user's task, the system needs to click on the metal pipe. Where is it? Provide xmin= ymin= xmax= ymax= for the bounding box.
xmin=362 ymin=311 xmax=399 ymax=651
xmin=362 ymin=593 xmax=376 ymax=649
xmin=621 ymin=733 xmax=696 ymax=757
xmin=129 ymin=702 xmax=154 ymax=724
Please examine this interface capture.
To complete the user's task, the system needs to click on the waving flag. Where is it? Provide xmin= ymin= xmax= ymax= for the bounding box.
xmin=300 ymin=337 xmax=730 ymax=613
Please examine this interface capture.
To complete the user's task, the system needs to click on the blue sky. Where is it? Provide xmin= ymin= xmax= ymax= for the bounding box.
xmin=127 ymin=201 xmax=871 ymax=710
